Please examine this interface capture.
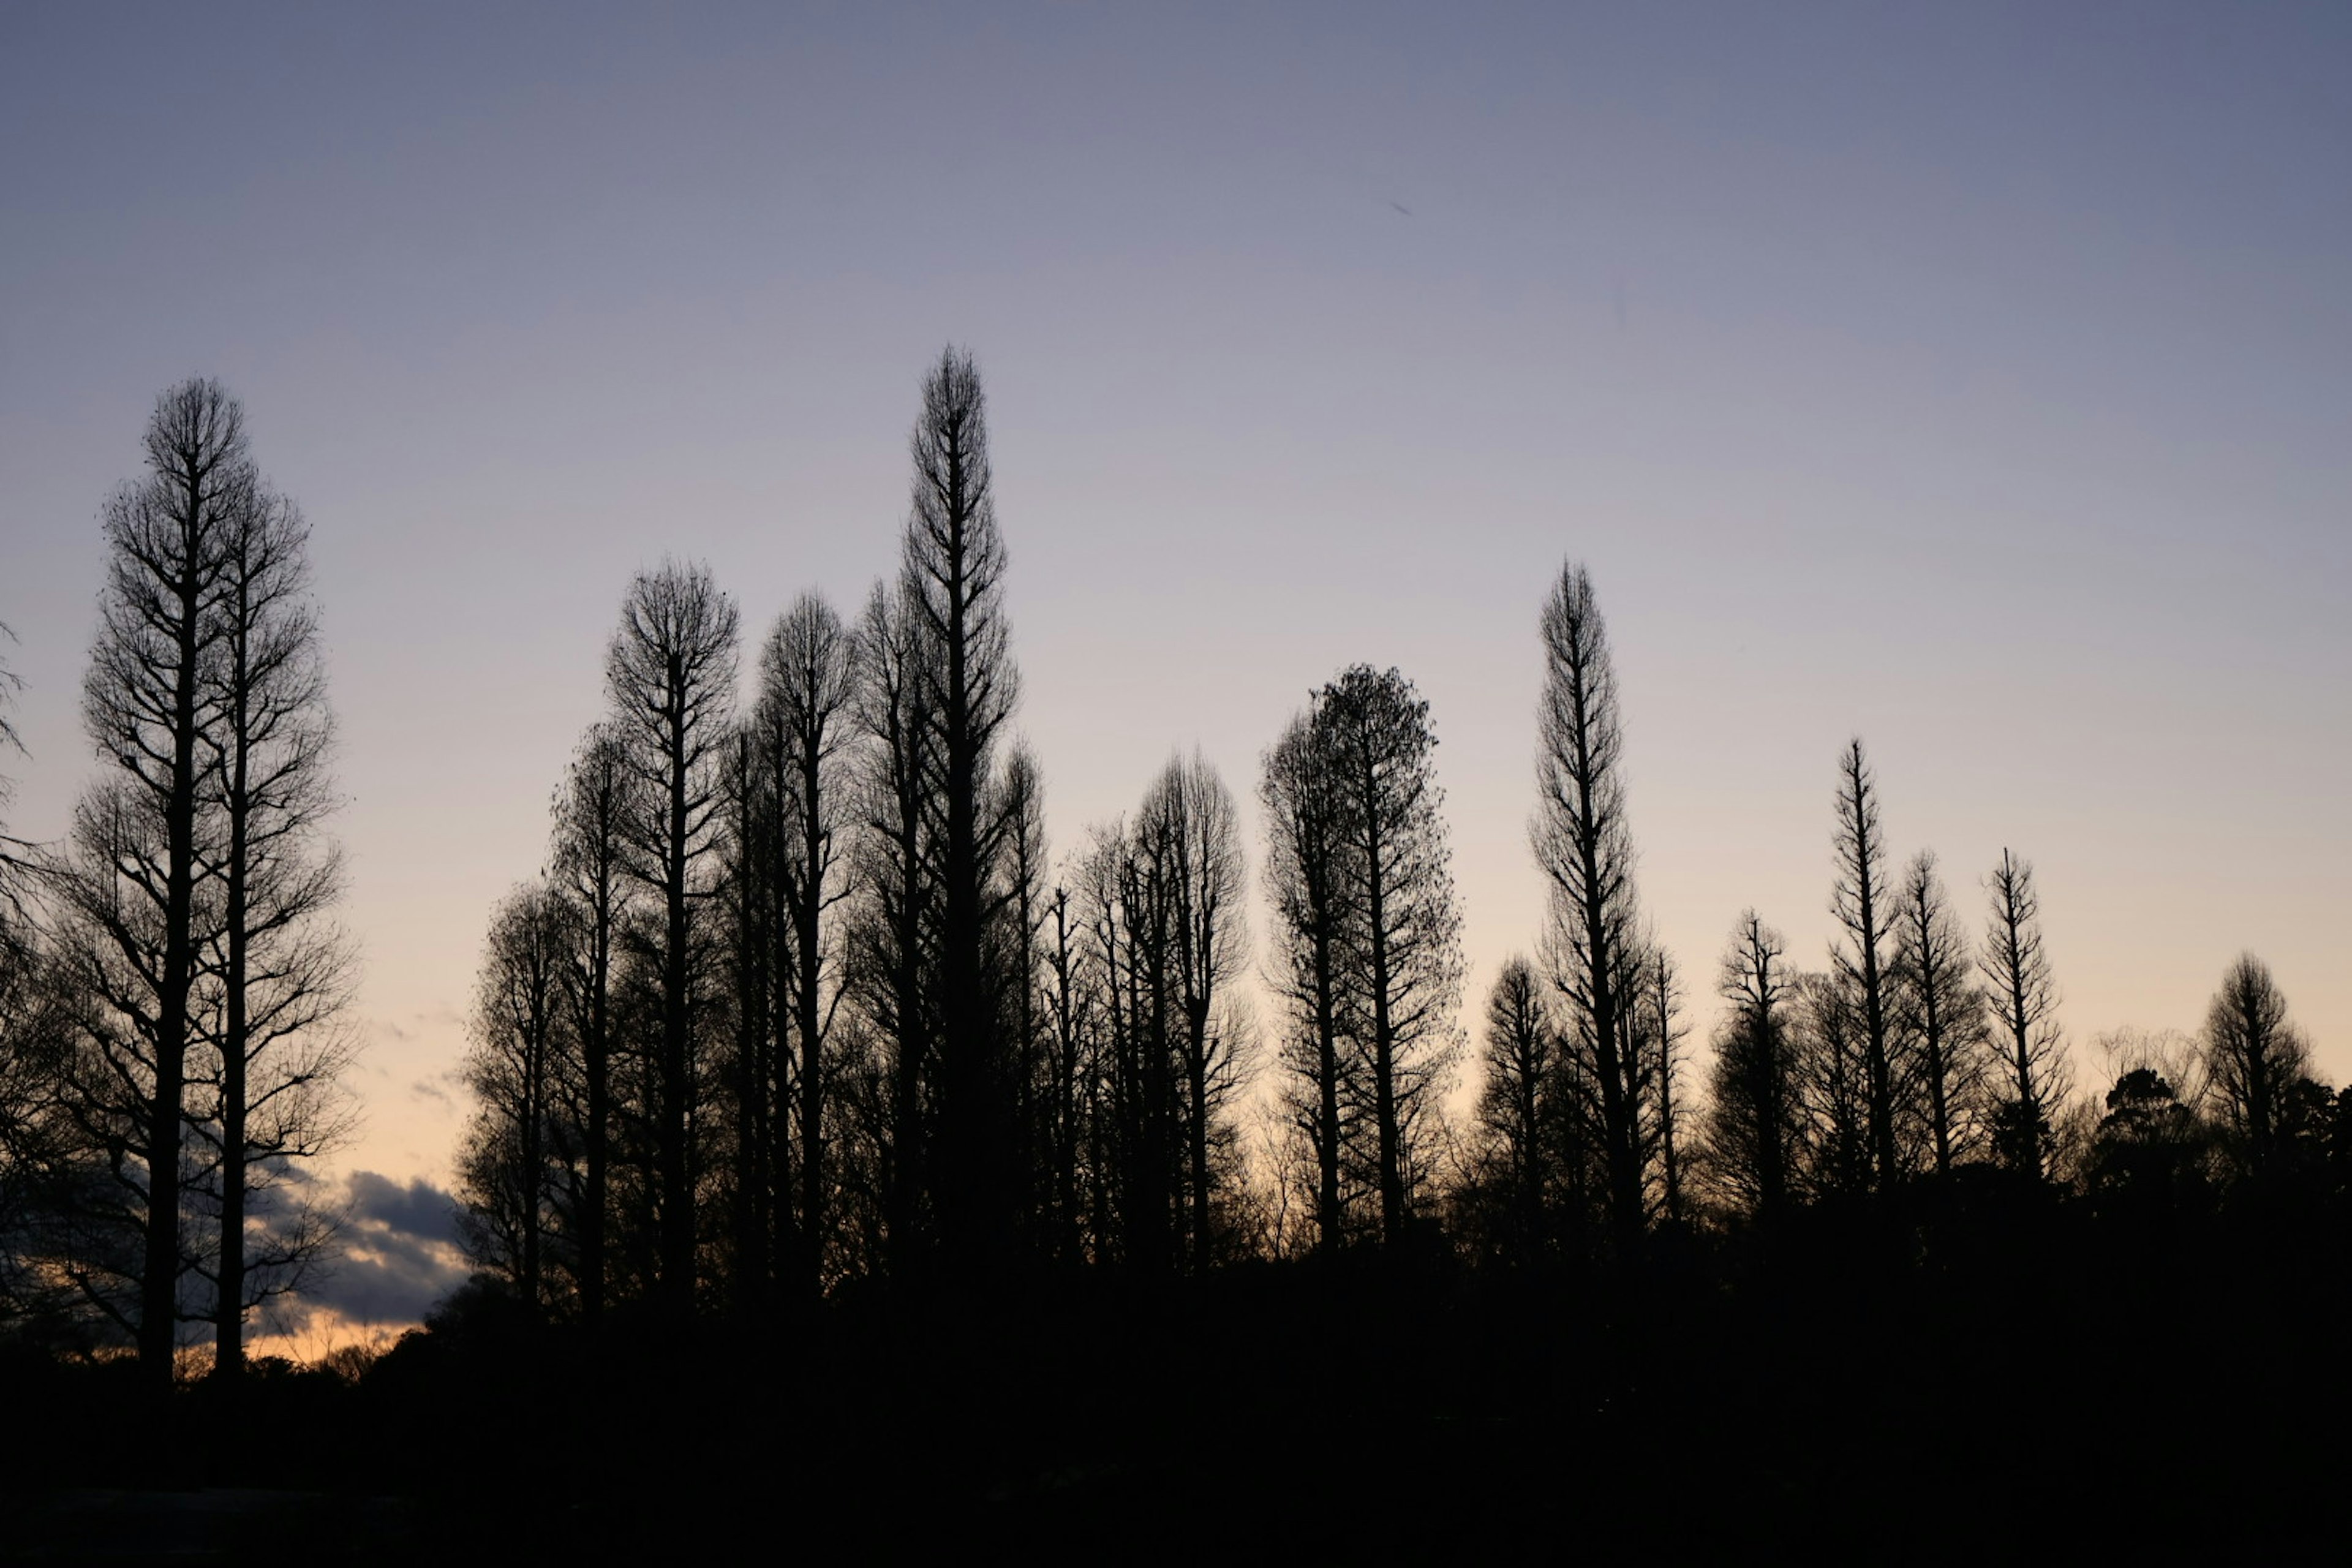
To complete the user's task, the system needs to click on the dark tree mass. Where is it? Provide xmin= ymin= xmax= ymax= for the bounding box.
xmin=0 ymin=358 xmax=2345 ymax=1556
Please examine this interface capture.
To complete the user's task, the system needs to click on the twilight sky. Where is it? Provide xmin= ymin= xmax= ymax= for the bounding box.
xmin=2 ymin=2 xmax=2346 ymax=1310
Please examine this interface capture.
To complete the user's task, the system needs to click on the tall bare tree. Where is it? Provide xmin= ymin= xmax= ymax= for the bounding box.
xmin=1827 ymin=739 xmax=1901 ymax=1188
xmin=1321 ymin=665 xmax=1462 ymax=1249
xmin=1888 ymin=850 xmax=1982 ymax=1177
xmin=1532 ymin=562 xmax=1645 ymax=1240
xmin=1262 ymin=701 xmax=1357 ymax=1254
xmin=61 ymin=380 xmax=249 ymax=1381
xmin=457 ymin=883 xmax=576 ymax=1316
xmin=605 ymin=559 xmax=739 ymax=1311
xmin=1635 ymin=940 xmax=1690 ymax=1225
xmin=552 ymin=723 xmax=633 ymax=1322
xmin=756 ymin=594 xmax=860 ymax=1294
xmin=1980 ymin=850 xmax=2067 ymax=1181
xmin=899 ymin=345 xmax=1022 ymax=1270
xmin=848 ymin=579 xmax=939 ymax=1272
xmin=1137 ymin=751 xmax=1249 ymax=1271
xmin=190 ymin=482 xmax=353 ymax=1374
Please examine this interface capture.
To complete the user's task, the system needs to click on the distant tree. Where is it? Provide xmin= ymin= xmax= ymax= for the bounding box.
xmin=1888 ymin=850 xmax=1982 ymax=1176
xmin=1039 ymin=875 xmax=1093 ymax=1262
xmin=1472 ymin=956 xmax=1558 ymax=1261
xmin=756 ymin=594 xmax=860 ymax=1295
xmin=1074 ymin=813 xmax=1186 ymax=1273
xmin=551 ymin=724 xmax=633 ymax=1322
xmin=1635 ymin=941 xmax=1691 ymax=1224
xmin=847 ymin=579 xmax=939 ymax=1272
xmin=1826 ymin=739 xmax=1901 ymax=1188
xmin=187 ymin=476 xmax=353 ymax=1375
xmin=1137 ymin=752 xmax=1249 ymax=1271
xmin=457 ymin=883 xmax=577 ymax=1315
xmin=1980 ymin=850 xmax=2068 ymax=1182
xmin=1700 ymin=912 xmax=1803 ymax=1218
xmin=998 ymin=744 xmax=1050 ymax=1248
xmin=1532 ymin=562 xmax=1646 ymax=1241
xmin=1321 ymin=665 xmax=1463 ymax=1248
xmin=0 ymin=620 xmax=26 ymax=894
xmin=604 ymin=559 xmax=739 ymax=1311
xmin=2086 ymin=1066 xmax=2208 ymax=1212
xmin=2200 ymin=954 xmax=2313 ymax=1178
xmin=1796 ymin=970 xmax=1875 ymax=1198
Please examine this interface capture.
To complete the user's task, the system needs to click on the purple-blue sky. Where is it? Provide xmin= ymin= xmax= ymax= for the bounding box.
xmin=3 ymin=4 xmax=2346 ymax=1298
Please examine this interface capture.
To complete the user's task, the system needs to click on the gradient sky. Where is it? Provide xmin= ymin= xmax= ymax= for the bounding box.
xmin=4 ymin=2 xmax=2346 ymax=1268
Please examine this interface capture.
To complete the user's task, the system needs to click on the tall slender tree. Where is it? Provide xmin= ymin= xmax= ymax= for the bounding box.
xmin=850 ymin=580 xmax=939 ymax=1271
xmin=191 ymin=481 xmax=352 ymax=1374
xmin=1980 ymin=849 xmax=2067 ymax=1181
xmin=1321 ymin=665 xmax=1462 ymax=1249
xmin=758 ymin=594 xmax=860 ymax=1294
xmin=1827 ymin=739 xmax=1901 ymax=1188
xmin=1532 ymin=562 xmax=1645 ymax=1241
xmin=552 ymin=723 xmax=632 ymax=1322
xmin=64 ymin=380 xmax=248 ymax=1382
xmin=457 ymin=883 xmax=576 ymax=1316
xmin=605 ymin=559 xmax=739 ymax=1312
xmin=899 ymin=345 xmax=1022 ymax=1271
xmin=1138 ymin=752 xmax=1248 ymax=1271
xmin=1888 ymin=850 xmax=1981 ymax=1177
xmin=1262 ymin=702 xmax=1355 ymax=1254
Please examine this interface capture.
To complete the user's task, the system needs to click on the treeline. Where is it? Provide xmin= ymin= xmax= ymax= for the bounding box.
xmin=440 ymin=347 xmax=2348 ymax=1327
xmin=0 ymin=353 xmax=2343 ymax=1393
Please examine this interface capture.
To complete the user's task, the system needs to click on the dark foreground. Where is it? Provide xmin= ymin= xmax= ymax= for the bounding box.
xmin=4 ymin=1184 xmax=2346 ymax=1562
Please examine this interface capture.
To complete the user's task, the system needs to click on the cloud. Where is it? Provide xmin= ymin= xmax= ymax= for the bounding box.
xmin=270 ymin=1172 xmax=471 ymax=1332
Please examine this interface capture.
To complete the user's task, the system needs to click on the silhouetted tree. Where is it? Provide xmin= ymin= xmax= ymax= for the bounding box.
xmin=53 ymin=380 xmax=249 ymax=1381
xmin=188 ymin=480 xmax=353 ymax=1374
xmin=1980 ymin=850 xmax=2067 ymax=1181
xmin=2087 ymin=1066 xmax=2208 ymax=1212
xmin=758 ymin=594 xmax=859 ymax=1294
xmin=1472 ymin=956 xmax=1558 ymax=1260
xmin=1635 ymin=941 xmax=1690 ymax=1224
xmin=848 ymin=579 xmax=939 ymax=1271
xmin=2200 ymin=954 xmax=2312 ymax=1178
xmin=1701 ymin=912 xmax=1803 ymax=1218
xmin=998 ymin=745 xmax=1051 ymax=1250
xmin=1321 ymin=665 xmax=1462 ymax=1248
xmin=605 ymin=559 xmax=739 ymax=1311
xmin=1827 ymin=739 xmax=1901 ymax=1188
xmin=1888 ymin=850 xmax=1982 ymax=1177
xmin=552 ymin=723 xmax=633 ymax=1322
xmin=1137 ymin=752 xmax=1249 ymax=1270
xmin=1262 ymin=700 xmax=1357 ymax=1254
xmin=1796 ymin=970 xmax=1875 ymax=1197
xmin=1532 ymin=562 xmax=1646 ymax=1241
xmin=900 ymin=346 xmax=1023 ymax=1273
xmin=457 ymin=883 xmax=577 ymax=1314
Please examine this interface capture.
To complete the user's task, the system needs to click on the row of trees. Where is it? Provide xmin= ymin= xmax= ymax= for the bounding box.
xmin=451 ymin=349 xmax=2342 ymax=1324
xmin=0 ymin=382 xmax=352 ymax=1386
xmin=0 ymin=360 xmax=2334 ymax=1374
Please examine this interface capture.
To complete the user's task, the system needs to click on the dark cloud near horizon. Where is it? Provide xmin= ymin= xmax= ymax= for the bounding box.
xmin=271 ymin=1172 xmax=471 ymax=1332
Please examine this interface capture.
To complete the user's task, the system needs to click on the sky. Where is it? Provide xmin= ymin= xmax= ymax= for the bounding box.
xmin=3 ymin=2 xmax=2348 ymax=1327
